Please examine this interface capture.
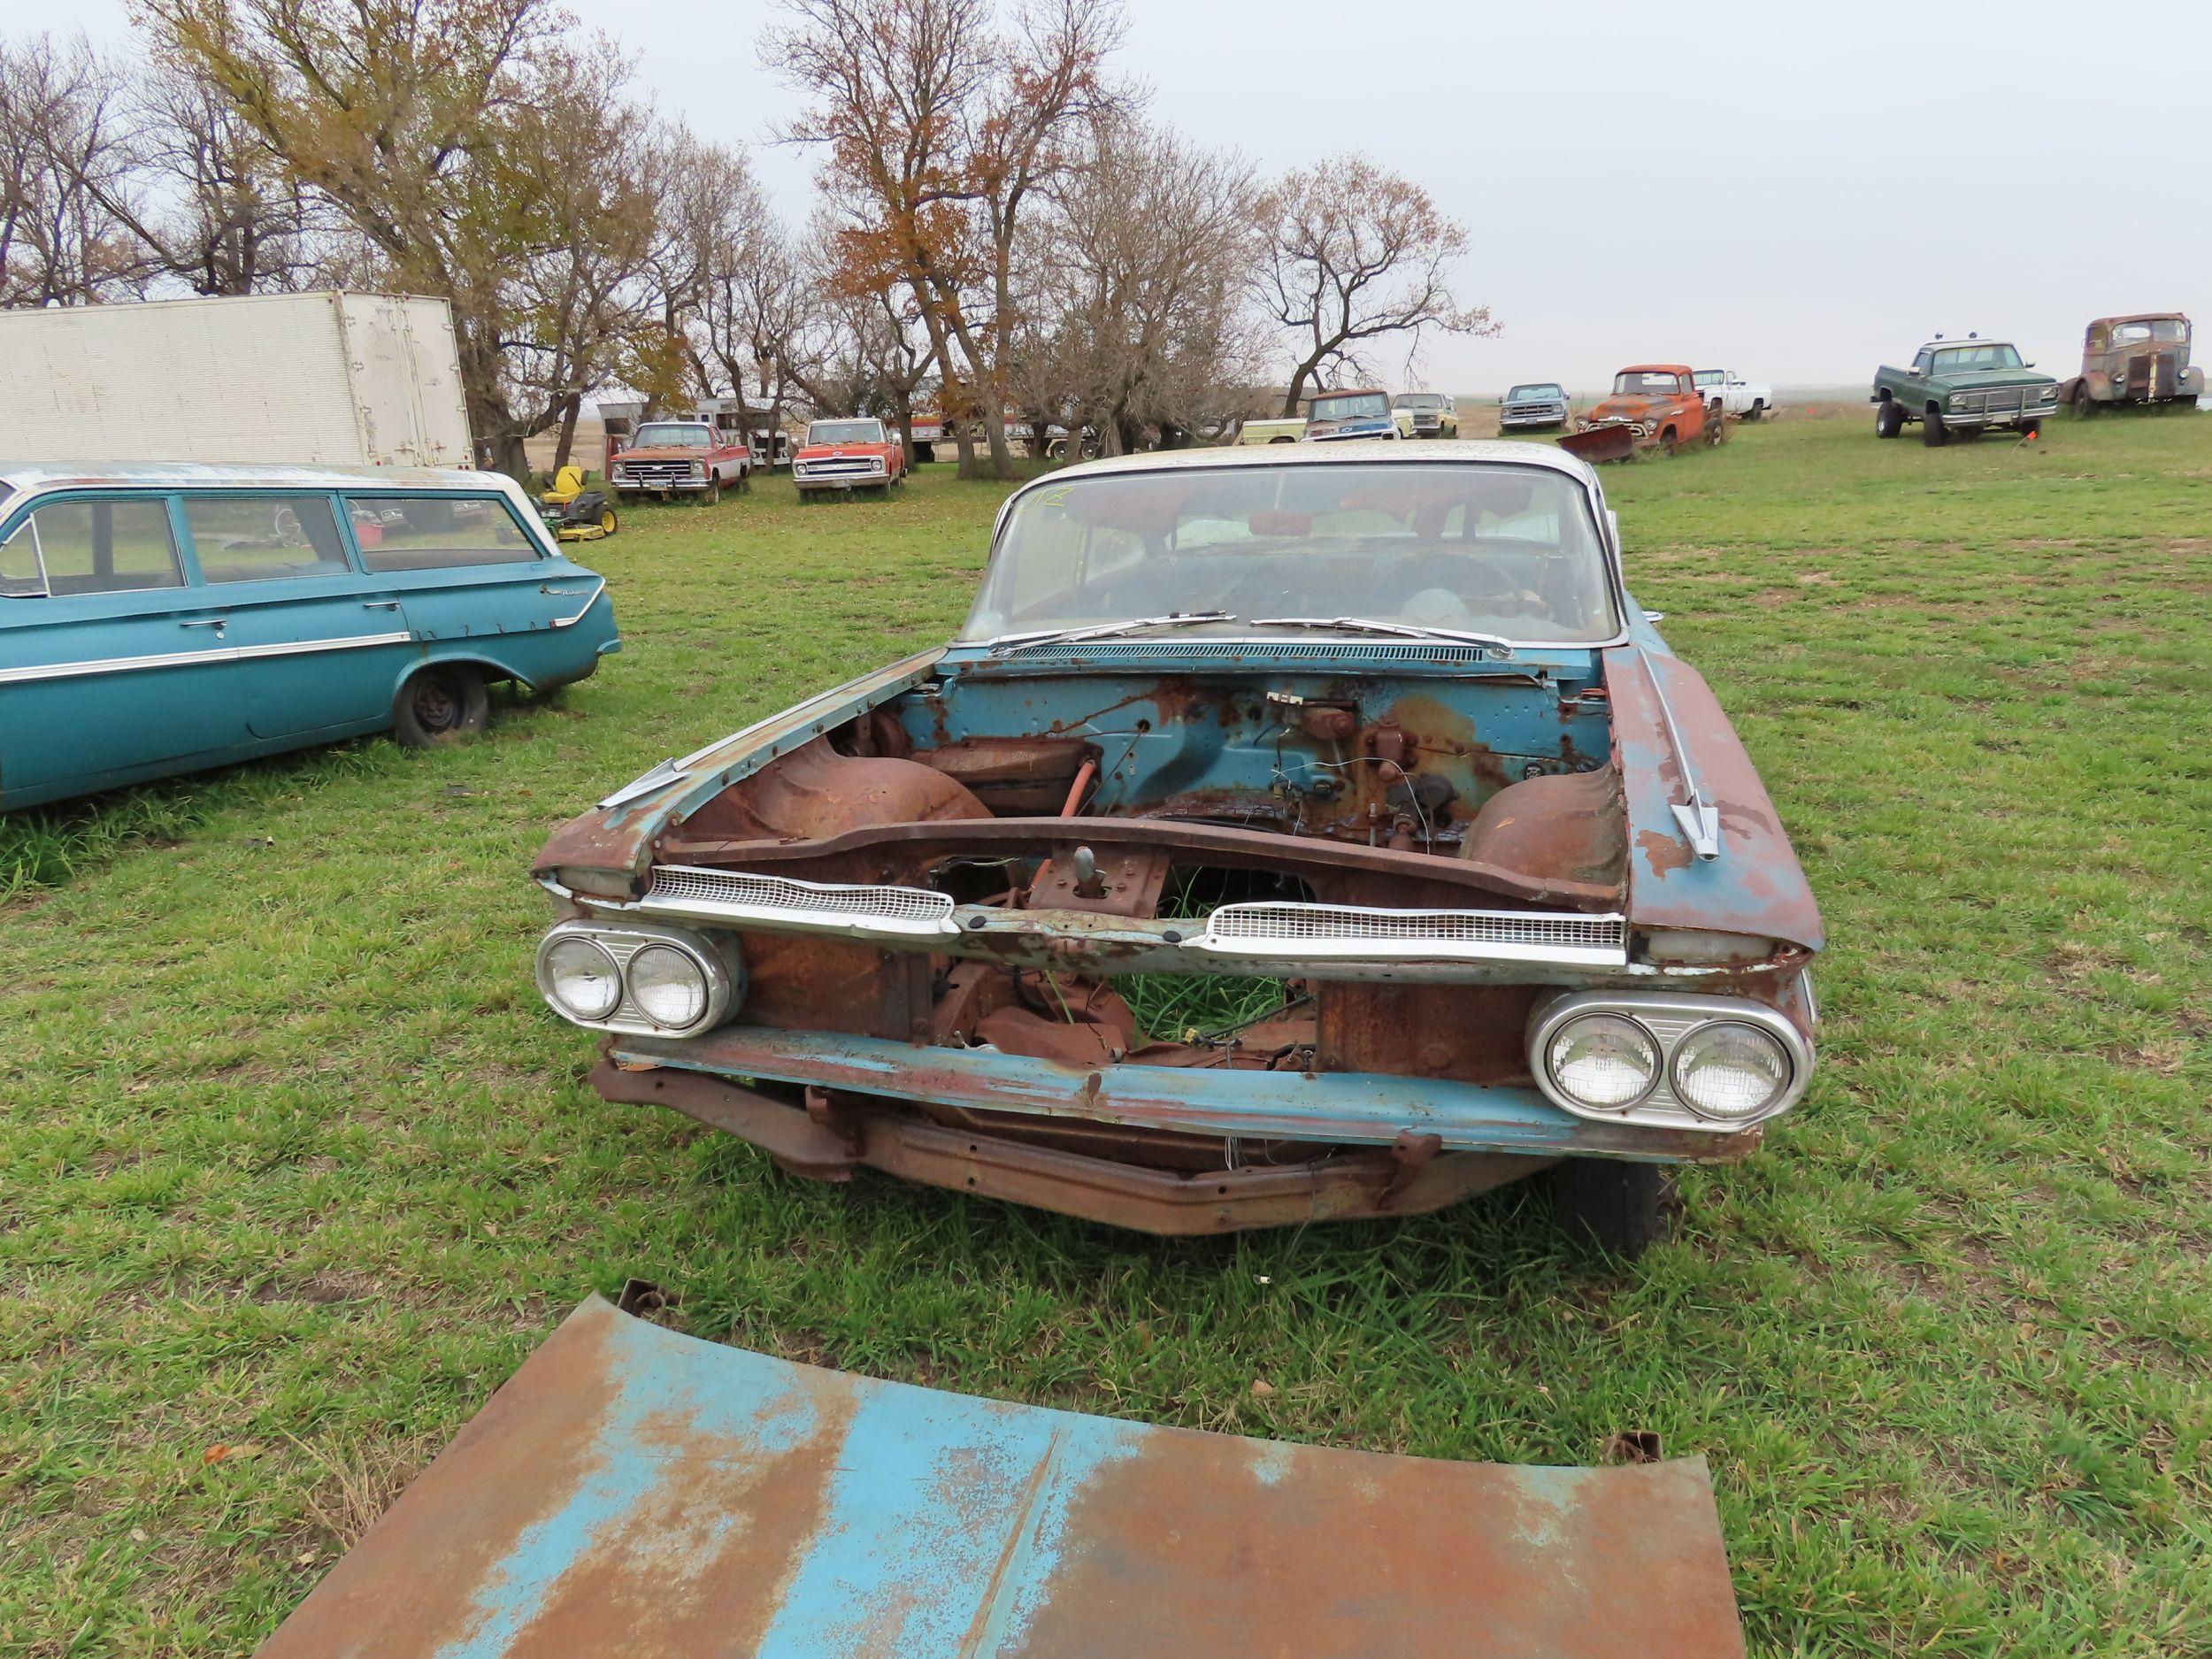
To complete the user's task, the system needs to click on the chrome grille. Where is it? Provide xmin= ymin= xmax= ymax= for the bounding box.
xmin=640 ymin=866 xmax=956 ymax=935
xmin=616 ymin=461 xmax=700 ymax=485
xmin=1194 ymin=902 xmax=1627 ymax=967
xmin=797 ymin=458 xmax=884 ymax=477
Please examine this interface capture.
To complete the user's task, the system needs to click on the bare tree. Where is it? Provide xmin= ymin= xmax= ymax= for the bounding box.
xmin=1257 ymin=155 xmax=1497 ymax=416
xmin=1024 ymin=111 xmax=1261 ymax=455
xmin=0 ymin=35 xmax=145 ymax=305
xmin=764 ymin=0 xmax=1125 ymax=480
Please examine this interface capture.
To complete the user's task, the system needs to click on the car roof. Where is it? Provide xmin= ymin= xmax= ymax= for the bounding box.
xmin=1030 ymin=437 xmax=1601 ymax=490
xmin=1919 ymin=340 xmax=2017 ymax=352
xmin=2092 ymin=312 xmax=2188 ymax=326
xmin=0 ymin=461 xmax=511 ymax=495
xmin=1616 ymin=364 xmax=1694 ymax=376
xmin=1310 ymin=387 xmax=1390 ymax=399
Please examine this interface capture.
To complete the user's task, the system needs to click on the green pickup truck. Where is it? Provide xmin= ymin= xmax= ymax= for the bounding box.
xmin=1871 ymin=337 xmax=2059 ymax=445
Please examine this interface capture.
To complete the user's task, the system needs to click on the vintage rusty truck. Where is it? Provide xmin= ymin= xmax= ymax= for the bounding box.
xmin=2056 ymin=313 xmax=2205 ymax=414
xmin=1559 ymin=365 xmax=1720 ymax=464
xmin=533 ymin=442 xmax=1822 ymax=1252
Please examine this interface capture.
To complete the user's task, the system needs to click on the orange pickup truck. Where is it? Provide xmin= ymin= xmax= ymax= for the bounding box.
xmin=791 ymin=417 xmax=907 ymax=500
xmin=1559 ymin=365 xmax=1722 ymax=463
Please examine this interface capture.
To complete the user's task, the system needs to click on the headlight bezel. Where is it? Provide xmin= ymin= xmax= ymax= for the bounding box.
xmin=534 ymin=919 xmax=741 ymax=1037
xmin=1527 ymin=989 xmax=1813 ymax=1133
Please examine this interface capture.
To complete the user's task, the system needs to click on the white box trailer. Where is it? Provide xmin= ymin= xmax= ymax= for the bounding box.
xmin=0 ymin=291 xmax=472 ymax=467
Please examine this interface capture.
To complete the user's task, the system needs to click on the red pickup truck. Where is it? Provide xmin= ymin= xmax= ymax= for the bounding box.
xmin=609 ymin=419 xmax=752 ymax=504
xmin=792 ymin=417 xmax=906 ymax=500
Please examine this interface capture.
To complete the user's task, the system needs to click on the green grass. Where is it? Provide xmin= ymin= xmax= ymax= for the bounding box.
xmin=4 ymin=422 xmax=2209 ymax=1655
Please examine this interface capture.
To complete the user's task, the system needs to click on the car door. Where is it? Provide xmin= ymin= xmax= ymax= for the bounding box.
xmin=179 ymin=491 xmax=416 ymax=740
xmin=344 ymin=488 xmax=581 ymax=664
xmin=0 ymin=491 xmax=246 ymax=804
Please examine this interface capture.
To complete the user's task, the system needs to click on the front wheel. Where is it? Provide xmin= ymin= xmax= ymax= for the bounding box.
xmin=1548 ymin=1158 xmax=1677 ymax=1258
xmin=1922 ymin=407 xmax=1948 ymax=447
xmin=2072 ymin=383 xmax=2096 ymax=419
xmin=393 ymin=664 xmax=489 ymax=748
xmin=701 ymin=479 xmax=721 ymax=506
xmin=2018 ymin=419 xmax=2041 ymax=441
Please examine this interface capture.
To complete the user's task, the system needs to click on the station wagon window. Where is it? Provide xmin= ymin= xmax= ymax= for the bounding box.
xmin=185 ymin=495 xmax=349 ymax=584
xmin=348 ymin=495 xmax=539 ymax=572
xmin=1 ymin=498 xmax=183 ymax=597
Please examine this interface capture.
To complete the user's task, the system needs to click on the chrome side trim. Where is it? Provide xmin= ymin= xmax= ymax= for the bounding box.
xmin=0 ymin=629 xmax=413 ymax=686
xmin=1526 ymin=990 xmax=1813 ymax=1133
xmin=549 ymin=578 xmax=607 ymax=626
xmin=1640 ymin=646 xmax=1724 ymax=861
xmin=1189 ymin=902 xmax=1628 ymax=968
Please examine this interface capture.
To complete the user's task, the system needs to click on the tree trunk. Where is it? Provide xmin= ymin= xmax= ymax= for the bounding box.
xmin=983 ymin=413 xmax=1015 ymax=480
xmin=551 ymin=393 xmax=582 ymax=474
xmin=893 ymin=388 xmax=916 ymax=470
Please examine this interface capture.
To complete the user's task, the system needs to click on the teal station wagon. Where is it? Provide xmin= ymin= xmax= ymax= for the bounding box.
xmin=0 ymin=464 xmax=620 ymax=810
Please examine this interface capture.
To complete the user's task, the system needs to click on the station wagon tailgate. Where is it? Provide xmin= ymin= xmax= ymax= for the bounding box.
xmin=257 ymin=1295 xmax=1747 ymax=1657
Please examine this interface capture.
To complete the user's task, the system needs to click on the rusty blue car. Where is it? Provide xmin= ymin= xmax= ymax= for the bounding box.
xmin=0 ymin=463 xmax=619 ymax=810
xmin=534 ymin=442 xmax=1820 ymax=1251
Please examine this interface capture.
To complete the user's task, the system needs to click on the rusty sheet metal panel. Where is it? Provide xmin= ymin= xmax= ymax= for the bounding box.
xmin=1601 ymin=644 xmax=1824 ymax=953
xmin=259 ymin=1296 xmax=1746 ymax=1658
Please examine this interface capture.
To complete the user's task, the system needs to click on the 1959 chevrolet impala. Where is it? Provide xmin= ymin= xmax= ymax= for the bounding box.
xmin=534 ymin=442 xmax=1821 ymax=1250
xmin=0 ymin=463 xmax=619 ymax=810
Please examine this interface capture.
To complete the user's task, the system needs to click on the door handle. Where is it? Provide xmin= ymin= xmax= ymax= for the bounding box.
xmin=362 ymin=599 xmax=402 ymax=611
xmin=179 ymin=618 xmax=227 ymax=630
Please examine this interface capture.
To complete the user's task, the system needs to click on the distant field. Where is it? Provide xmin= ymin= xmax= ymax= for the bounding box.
xmin=2 ymin=410 xmax=2208 ymax=1655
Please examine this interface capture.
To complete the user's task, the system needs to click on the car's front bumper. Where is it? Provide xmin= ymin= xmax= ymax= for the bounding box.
xmin=603 ymin=1022 xmax=1758 ymax=1166
xmin=795 ymin=467 xmax=890 ymax=489
xmin=613 ymin=476 xmax=711 ymax=492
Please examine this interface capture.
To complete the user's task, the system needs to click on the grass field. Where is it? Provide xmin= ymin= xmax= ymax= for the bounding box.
xmin=3 ymin=411 xmax=2208 ymax=1656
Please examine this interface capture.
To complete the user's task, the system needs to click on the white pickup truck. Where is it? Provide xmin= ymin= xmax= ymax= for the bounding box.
xmin=1692 ymin=369 xmax=1772 ymax=421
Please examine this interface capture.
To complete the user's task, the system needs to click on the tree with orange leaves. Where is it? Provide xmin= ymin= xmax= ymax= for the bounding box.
xmin=764 ymin=0 xmax=1125 ymax=480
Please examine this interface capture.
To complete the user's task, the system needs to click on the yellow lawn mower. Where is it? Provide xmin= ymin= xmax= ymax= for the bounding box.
xmin=537 ymin=465 xmax=618 ymax=543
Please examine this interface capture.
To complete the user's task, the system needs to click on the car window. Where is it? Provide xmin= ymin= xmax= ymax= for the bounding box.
xmin=2112 ymin=324 xmax=2151 ymax=345
xmin=3 ymin=497 xmax=183 ymax=597
xmin=349 ymin=495 xmax=540 ymax=572
xmin=632 ymin=423 xmax=713 ymax=448
xmin=1310 ymin=394 xmax=1390 ymax=420
xmin=1913 ymin=350 xmax=1933 ymax=373
xmin=1613 ymin=372 xmax=1686 ymax=396
xmin=809 ymin=420 xmax=885 ymax=444
xmin=185 ymin=495 xmax=350 ymax=584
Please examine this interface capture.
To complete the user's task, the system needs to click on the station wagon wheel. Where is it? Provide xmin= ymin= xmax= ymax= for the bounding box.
xmin=1548 ymin=1158 xmax=1678 ymax=1258
xmin=394 ymin=664 xmax=490 ymax=748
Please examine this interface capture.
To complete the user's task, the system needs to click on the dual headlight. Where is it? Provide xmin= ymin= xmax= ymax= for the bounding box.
xmin=534 ymin=920 xmax=741 ymax=1036
xmin=1528 ymin=991 xmax=1812 ymax=1131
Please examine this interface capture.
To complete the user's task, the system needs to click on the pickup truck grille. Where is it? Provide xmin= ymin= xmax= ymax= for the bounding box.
xmin=1954 ymin=386 xmax=2057 ymax=417
xmin=795 ymin=458 xmax=885 ymax=477
xmin=1502 ymin=402 xmax=1566 ymax=422
xmin=615 ymin=461 xmax=702 ymax=486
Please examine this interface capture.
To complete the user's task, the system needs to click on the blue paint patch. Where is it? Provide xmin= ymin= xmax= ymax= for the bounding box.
xmin=431 ymin=1331 xmax=822 ymax=1659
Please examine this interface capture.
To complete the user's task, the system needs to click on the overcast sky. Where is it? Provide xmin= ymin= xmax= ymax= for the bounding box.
xmin=12 ymin=0 xmax=2208 ymax=393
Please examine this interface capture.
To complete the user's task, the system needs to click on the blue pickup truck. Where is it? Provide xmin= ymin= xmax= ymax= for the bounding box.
xmin=0 ymin=463 xmax=619 ymax=809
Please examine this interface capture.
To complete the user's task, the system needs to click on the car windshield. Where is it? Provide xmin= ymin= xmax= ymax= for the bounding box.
xmin=1613 ymin=372 xmax=1685 ymax=396
xmin=632 ymin=423 xmax=712 ymax=448
xmin=1693 ymin=371 xmax=1723 ymax=387
xmin=1310 ymin=393 xmax=1389 ymax=420
xmin=1509 ymin=384 xmax=1563 ymax=401
xmin=1394 ymin=395 xmax=1444 ymax=410
xmin=2116 ymin=320 xmax=2188 ymax=345
xmin=810 ymin=420 xmax=884 ymax=444
xmin=1930 ymin=343 xmax=2024 ymax=373
xmin=963 ymin=462 xmax=1620 ymax=646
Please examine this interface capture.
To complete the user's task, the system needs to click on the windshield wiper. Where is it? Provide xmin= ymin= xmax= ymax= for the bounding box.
xmin=1249 ymin=616 xmax=1516 ymax=655
xmin=980 ymin=611 xmax=1236 ymax=656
